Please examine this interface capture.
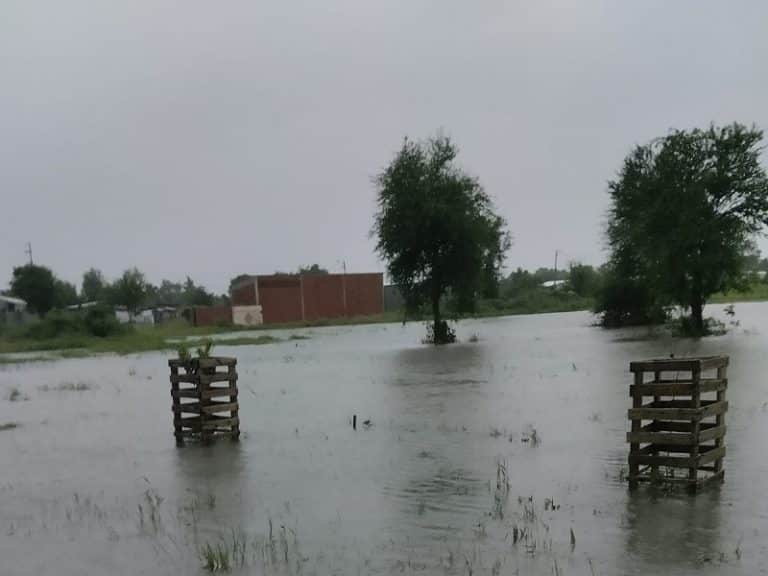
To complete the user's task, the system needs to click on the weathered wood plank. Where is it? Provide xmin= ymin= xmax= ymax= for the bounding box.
xmin=200 ymin=402 xmax=239 ymax=415
xmin=627 ymin=431 xmax=695 ymax=446
xmin=170 ymin=372 xmax=236 ymax=384
xmin=628 ymin=400 xmax=727 ymax=421
xmin=202 ymin=417 xmax=239 ymax=430
xmin=698 ymin=424 xmax=727 ymax=443
xmin=698 ymin=445 xmax=726 ymax=465
xmin=169 ymin=356 xmax=237 ymax=368
xmin=629 ymin=378 xmax=727 ymax=396
xmin=629 ymin=356 xmax=728 ymax=373
xmin=629 ymin=453 xmax=697 ymax=468
xmin=173 ymin=387 xmax=238 ymax=400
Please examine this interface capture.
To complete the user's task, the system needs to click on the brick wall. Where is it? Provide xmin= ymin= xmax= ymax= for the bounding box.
xmin=193 ymin=305 xmax=232 ymax=326
xmin=344 ymin=273 xmax=383 ymax=317
xmin=251 ymin=273 xmax=383 ymax=324
xmin=257 ymin=276 xmax=303 ymax=324
xmin=231 ymin=279 xmax=258 ymax=306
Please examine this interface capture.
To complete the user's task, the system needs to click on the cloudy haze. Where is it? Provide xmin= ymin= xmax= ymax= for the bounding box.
xmin=2 ymin=1 xmax=767 ymax=294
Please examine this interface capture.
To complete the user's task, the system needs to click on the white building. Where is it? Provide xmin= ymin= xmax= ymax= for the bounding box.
xmin=0 ymin=295 xmax=27 ymax=313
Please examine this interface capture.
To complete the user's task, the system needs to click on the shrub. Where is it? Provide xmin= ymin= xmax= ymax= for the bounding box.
xmin=20 ymin=305 xmax=126 ymax=340
xmin=594 ymin=274 xmax=668 ymax=328
xmin=83 ymin=305 xmax=125 ymax=337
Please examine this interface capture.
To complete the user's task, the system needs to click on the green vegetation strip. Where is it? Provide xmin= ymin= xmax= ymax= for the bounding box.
xmin=0 ymin=327 xmax=289 ymax=361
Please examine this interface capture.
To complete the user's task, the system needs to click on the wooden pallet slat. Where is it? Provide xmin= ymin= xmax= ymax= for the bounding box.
xmin=627 ymin=356 xmax=728 ymax=491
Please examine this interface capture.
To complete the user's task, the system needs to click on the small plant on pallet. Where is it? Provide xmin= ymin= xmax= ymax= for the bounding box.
xmin=177 ymin=340 xmax=215 ymax=374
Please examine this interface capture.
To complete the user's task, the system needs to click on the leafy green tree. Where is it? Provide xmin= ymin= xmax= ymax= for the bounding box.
xmin=53 ymin=279 xmax=79 ymax=308
xmin=567 ymin=264 xmax=601 ymax=298
xmin=153 ymin=279 xmax=183 ymax=307
xmin=298 ymin=264 xmax=329 ymax=275
xmin=10 ymin=264 xmax=57 ymax=316
xmin=603 ymin=124 xmax=768 ymax=333
xmin=501 ymin=268 xmax=539 ymax=298
xmin=109 ymin=268 xmax=147 ymax=314
xmin=81 ymin=268 xmax=106 ymax=302
xmin=373 ymin=136 xmax=510 ymax=344
xmin=182 ymin=276 xmax=214 ymax=306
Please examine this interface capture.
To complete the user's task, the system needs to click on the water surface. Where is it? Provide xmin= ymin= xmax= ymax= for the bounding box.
xmin=2 ymin=305 xmax=767 ymax=574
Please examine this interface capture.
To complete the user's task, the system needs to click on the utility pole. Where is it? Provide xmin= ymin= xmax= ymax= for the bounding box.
xmin=554 ymin=250 xmax=558 ymax=275
xmin=25 ymin=242 xmax=33 ymax=265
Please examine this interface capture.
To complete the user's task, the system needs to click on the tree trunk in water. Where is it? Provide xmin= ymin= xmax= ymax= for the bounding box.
xmin=691 ymin=295 xmax=704 ymax=335
xmin=432 ymin=295 xmax=441 ymax=346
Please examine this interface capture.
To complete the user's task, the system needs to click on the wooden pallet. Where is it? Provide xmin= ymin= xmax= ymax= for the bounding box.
xmin=169 ymin=357 xmax=239 ymax=444
xmin=627 ymin=356 xmax=728 ymax=490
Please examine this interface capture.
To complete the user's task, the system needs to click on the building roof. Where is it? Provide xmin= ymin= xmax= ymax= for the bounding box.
xmin=540 ymin=280 xmax=567 ymax=288
xmin=0 ymin=295 xmax=27 ymax=306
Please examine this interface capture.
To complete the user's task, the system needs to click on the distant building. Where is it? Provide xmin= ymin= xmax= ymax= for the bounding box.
xmin=0 ymin=295 xmax=30 ymax=327
xmin=66 ymin=301 xmax=100 ymax=311
xmin=541 ymin=280 xmax=567 ymax=289
xmin=214 ymin=272 xmax=384 ymax=326
xmin=0 ymin=295 xmax=27 ymax=313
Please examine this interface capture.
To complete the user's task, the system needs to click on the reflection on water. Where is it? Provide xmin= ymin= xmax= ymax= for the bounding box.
xmin=1 ymin=304 xmax=768 ymax=574
xmin=621 ymin=490 xmax=723 ymax=573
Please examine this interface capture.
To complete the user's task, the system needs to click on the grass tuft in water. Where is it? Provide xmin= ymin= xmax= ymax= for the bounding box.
xmin=200 ymin=541 xmax=231 ymax=572
xmin=0 ymin=422 xmax=20 ymax=431
xmin=40 ymin=381 xmax=92 ymax=392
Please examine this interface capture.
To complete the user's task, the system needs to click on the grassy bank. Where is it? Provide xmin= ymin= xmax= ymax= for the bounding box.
xmin=710 ymin=282 xmax=768 ymax=304
xmin=0 ymin=294 xmax=598 ymax=358
xmin=0 ymin=316 xmax=303 ymax=357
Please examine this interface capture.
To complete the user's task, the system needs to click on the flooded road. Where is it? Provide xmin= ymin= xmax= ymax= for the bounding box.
xmin=2 ymin=305 xmax=768 ymax=575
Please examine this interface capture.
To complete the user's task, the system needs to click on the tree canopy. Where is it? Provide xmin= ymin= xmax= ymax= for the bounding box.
xmin=599 ymin=123 xmax=768 ymax=333
xmin=81 ymin=268 xmax=106 ymax=302
xmin=109 ymin=268 xmax=147 ymax=314
xmin=10 ymin=264 xmax=57 ymax=316
xmin=373 ymin=136 xmax=510 ymax=343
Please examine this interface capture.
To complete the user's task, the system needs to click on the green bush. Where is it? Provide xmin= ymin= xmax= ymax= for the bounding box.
xmin=21 ymin=306 xmax=126 ymax=340
xmin=594 ymin=274 xmax=668 ymax=327
xmin=23 ymin=310 xmax=84 ymax=339
xmin=83 ymin=305 xmax=125 ymax=337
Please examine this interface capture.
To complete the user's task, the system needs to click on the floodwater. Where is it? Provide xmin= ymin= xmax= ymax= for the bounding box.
xmin=2 ymin=304 xmax=768 ymax=575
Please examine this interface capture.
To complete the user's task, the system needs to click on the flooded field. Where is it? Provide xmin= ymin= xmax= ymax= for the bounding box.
xmin=2 ymin=305 xmax=768 ymax=575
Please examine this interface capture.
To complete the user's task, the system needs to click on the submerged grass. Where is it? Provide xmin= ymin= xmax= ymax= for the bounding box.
xmin=0 ymin=422 xmax=20 ymax=431
xmin=200 ymin=541 xmax=231 ymax=572
xmin=0 ymin=321 xmax=286 ymax=360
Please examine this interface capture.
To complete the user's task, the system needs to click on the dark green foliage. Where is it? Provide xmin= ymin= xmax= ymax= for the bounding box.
xmin=297 ymin=264 xmax=329 ymax=275
xmin=593 ymin=268 xmax=668 ymax=327
xmin=22 ymin=306 xmax=125 ymax=340
xmin=82 ymin=304 xmax=124 ymax=337
xmin=53 ymin=279 xmax=79 ymax=308
xmin=599 ymin=124 xmax=768 ymax=333
xmin=24 ymin=310 xmax=83 ymax=339
xmin=373 ymin=136 xmax=510 ymax=344
xmin=81 ymin=268 xmax=106 ymax=302
xmin=501 ymin=268 xmax=540 ymax=298
xmin=567 ymin=264 xmax=602 ymax=298
xmin=109 ymin=268 xmax=147 ymax=313
xmin=10 ymin=264 xmax=57 ymax=316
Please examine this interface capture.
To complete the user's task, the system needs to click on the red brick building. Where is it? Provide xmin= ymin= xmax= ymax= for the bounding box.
xmin=230 ymin=273 xmax=383 ymax=324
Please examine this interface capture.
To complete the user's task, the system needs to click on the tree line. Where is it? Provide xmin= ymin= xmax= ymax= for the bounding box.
xmin=374 ymin=124 xmax=768 ymax=342
xmin=6 ymin=264 xmax=223 ymax=317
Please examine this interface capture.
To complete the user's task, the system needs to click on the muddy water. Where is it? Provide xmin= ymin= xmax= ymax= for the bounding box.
xmin=2 ymin=306 xmax=768 ymax=575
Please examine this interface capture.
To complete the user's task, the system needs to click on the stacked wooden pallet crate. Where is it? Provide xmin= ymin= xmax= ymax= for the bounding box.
xmin=168 ymin=357 xmax=239 ymax=444
xmin=627 ymin=356 xmax=728 ymax=490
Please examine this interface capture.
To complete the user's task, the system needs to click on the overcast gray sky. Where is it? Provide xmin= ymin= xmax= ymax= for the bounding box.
xmin=2 ymin=1 xmax=767 ymax=294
